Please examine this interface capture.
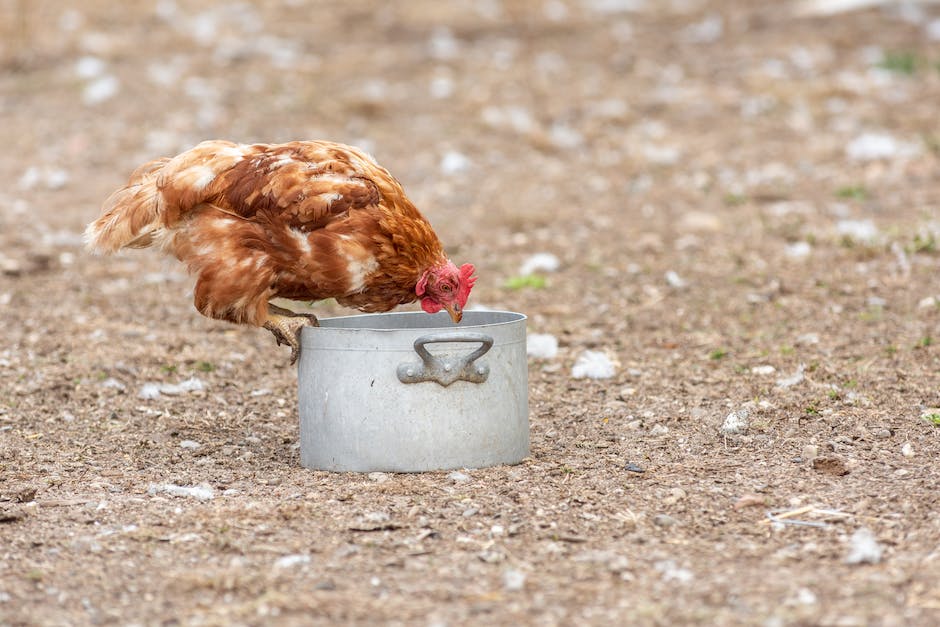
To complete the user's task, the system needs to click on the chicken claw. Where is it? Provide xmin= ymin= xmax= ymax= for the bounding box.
xmin=263 ymin=305 xmax=319 ymax=364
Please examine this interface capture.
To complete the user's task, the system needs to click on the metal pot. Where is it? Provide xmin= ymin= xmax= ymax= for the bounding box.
xmin=297 ymin=310 xmax=529 ymax=472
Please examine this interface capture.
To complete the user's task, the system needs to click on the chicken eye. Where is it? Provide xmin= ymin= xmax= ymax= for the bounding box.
xmin=441 ymin=284 xmax=453 ymax=293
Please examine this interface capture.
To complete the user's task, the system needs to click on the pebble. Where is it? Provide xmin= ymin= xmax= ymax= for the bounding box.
xmin=846 ymin=133 xmax=919 ymax=162
xmin=720 ymin=408 xmax=750 ymax=435
xmin=776 ymin=365 xmax=805 ymax=388
xmin=439 ymin=151 xmax=470 ymax=174
xmin=572 ymin=350 xmax=618 ymax=379
xmin=179 ymin=440 xmax=201 ymax=450
xmin=138 ymin=377 xmax=206 ymax=399
xmin=519 ymin=252 xmax=560 ymax=276
xmin=785 ymin=241 xmax=811 ymax=259
xmin=83 ymin=75 xmax=120 ymax=106
xmin=917 ymin=296 xmax=938 ymax=309
xmin=624 ymin=462 xmax=645 ymax=473
xmin=844 ymin=528 xmax=883 ymax=565
xmin=664 ymin=270 xmax=687 ymax=289
xmin=836 ymin=219 xmax=879 ymax=243
xmin=901 ymin=442 xmax=914 ymax=457
xmin=273 ymin=554 xmax=310 ymax=569
xmin=751 ymin=365 xmax=776 ymax=376
xmin=527 ymin=333 xmax=559 ymax=360
xmin=148 ymin=483 xmax=215 ymax=501
xmin=649 ymin=424 xmax=669 ymax=436
xmin=802 ymin=444 xmax=819 ymax=462
xmin=502 ymin=569 xmax=526 ymax=591
xmin=653 ymin=514 xmax=680 ymax=527
xmin=447 ymin=471 xmax=470 ymax=483
xmin=367 ymin=472 xmax=389 ymax=483
xmin=100 ymin=377 xmax=126 ymax=391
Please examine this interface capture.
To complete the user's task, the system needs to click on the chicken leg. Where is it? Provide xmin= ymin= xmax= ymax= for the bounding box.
xmin=263 ymin=303 xmax=319 ymax=365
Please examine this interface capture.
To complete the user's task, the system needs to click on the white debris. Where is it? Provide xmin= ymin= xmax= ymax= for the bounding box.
xmin=584 ymin=0 xmax=646 ymax=14
xmin=776 ymin=364 xmax=806 ymax=388
xmin=720 ymin=408 xmax=750 ymax=435
xmin=138 ymin=377 xmax=206 ymax=399
xmin=519 ymin=253 xmax=560 ymax=276
xmin=665 ymin=270 xmax=687 ymax=289
xmin=548 ymin=123 xmax=584 ymax=149
xmin=274 ymin=554 xmax=311 ymax=569
xmin=83 ymin=75 xmax=120 ymax=105
xmin=428 ymin=27 xmax=459 ymax=60
xmin=74 ymin=56 xmax=106 ymax=79
xmin=654 ymin=560 xmax=694 ymax=583
xmin=751 ymin=365 xmax=777 ymax=376
xmin=527 ymin=333 xmax=559 ymax=360
xmin=785 ymin=241 xmax=812 ymax=259
xmin=682 ymin=14 xmax=723 ymax=44
xmin=844 ymin=528 xmax=884 ymax=565
xmin=100 ymin=377 xmax=126 ymax=391
xmin=836 ymin=219 xmax=879 ymax=243
xmin=429 ymin=74 xmax=455 ymax=99
xmin=179 ymin=440 xmax=201 ymax=450
xmin=901 ymin=442 xmax=915 ymax=458
xmin=367 ymin=472 xmax=389 ymax=483
xmin=918 ymin=296 xmax=938 ymax=309
xmin=440 ymin=150 xmax=470 ymax=174
xmin=18 ymin=166 xmax=70 ymax=191
xmin=149 ymin=483 xmax=215 ymax=501
xmin=250 ymin=388 xmax=272 ymax=397
xmin=846 ymin=132 xmax=919 ymax=161
xmin=447 ymin=471 xmax=471 ymax=483
xmin=795 ymin=333 xmax=820 ymax=346
xmin=502 ymin=569 xmax=527 ymax=591
xmin=572 ymin=350 xmax=618 ymax=380
xmin=929 ymin=18 xmax=940 ymax=41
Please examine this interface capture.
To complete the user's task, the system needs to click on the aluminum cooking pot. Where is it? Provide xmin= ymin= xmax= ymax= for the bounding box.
xmin=298 ymin=310 xmax=529 ymax=472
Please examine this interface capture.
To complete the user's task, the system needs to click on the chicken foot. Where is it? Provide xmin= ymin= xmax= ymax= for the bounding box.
xmin=263 ymin=303 xmax=319 ymax=365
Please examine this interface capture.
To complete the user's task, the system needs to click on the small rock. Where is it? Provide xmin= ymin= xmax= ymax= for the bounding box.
xmin=447 ymin=471 xmax=470 ymax=483
xmin=846 ymin=133 xmax=919 ymax=162
xmin=624 ymin=462 xmax=645 ymax=473
xmin=367 ymin=472 xmax=389 ymax=483
xmin=751 ymin=365 xmax=776 ymax=376
xmin=572 ymin=350 xmax=619 ymax=380
xmin=100 ymin=377 xmax=126 ymax=391
xmin=776 ymin=364 xmax=805 ymax=388
xmin=148 ymin=483 xmax=214 ymax=501
xmin=871 ymin=428 xmax=891 ymax=440
xmin=917 ymin=296 xmax=938 ymax=309
xmin=519 ymin=252 xmax=560 ymax=276
xmin=654 ymin=559 xmax=693 ymax=583
xmin=527 ymin=333 xmax=559 ymax=360
xmin=179 ymin=440 xmax=201 ymax=450
xmin=83 ymin=75 xmax=120 ymax=105
xmin=462 ymin=507 xmax=478 ymax=517
xmin=785 ymin=241 xmax=811 ymax=259
xmin=720 ymin=408 xmax=750 ymax=435
xmin=901 ymin=442 xmax=914 ymax=457
xmin=795 ymin=333 xmax=819 ymax=346
xmin=137 ymin=383 xmax=162 ymax=400
xmin=812 ymin=456 xmax=849 ymax=476
xmin=836 ymin=219 xmax=879 ymax=243
xmin=844 ymin=528 xmax=883 ymax=565
xmin=653 ymin=514 xmax=680 ymax=528
xmin=802 ymin=444 xmax=819 ymax=462
xmin=502 ymin=569 xmax=526 ymax=591
xmin=664 ymin=270 xmax=687 ymax=289
xmin=273 ymin=554 xmax=311 ymax=569
xmin=440 ymin=151 xmax=470 ymax=174
xmin=649 ymin=424 xmax=669 ymax=436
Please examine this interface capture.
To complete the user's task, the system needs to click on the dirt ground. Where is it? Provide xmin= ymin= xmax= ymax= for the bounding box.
xmin=2 ymin=0 xmax=940 ymax=624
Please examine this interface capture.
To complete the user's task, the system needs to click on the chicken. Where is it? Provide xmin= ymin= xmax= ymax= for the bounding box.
xmin=85 ymin=140 xmax=476 ymax=363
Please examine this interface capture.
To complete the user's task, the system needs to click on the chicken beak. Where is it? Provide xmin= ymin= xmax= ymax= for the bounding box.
xmin=445 ymin=303 xmax=463 ymax=323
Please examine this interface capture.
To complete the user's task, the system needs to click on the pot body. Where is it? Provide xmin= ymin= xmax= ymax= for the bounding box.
xmin=298 ymin=310 xmax=529 ymax=472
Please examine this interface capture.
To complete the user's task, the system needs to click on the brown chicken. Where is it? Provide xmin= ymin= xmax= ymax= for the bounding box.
xmin=85 ymin=140 xmax=476 ymax=363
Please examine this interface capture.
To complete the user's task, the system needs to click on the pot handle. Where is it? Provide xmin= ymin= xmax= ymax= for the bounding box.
xmin=397 ymin=332 xmax=493 ymax=387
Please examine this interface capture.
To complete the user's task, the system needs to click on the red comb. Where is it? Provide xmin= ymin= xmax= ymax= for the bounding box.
xmin=457 ymin=263 xmax=476 ymax=307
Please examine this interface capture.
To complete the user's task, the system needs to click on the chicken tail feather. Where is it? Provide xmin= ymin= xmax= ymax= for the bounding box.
xmin=84 ymin=158 xmax=170 ymax=254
